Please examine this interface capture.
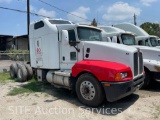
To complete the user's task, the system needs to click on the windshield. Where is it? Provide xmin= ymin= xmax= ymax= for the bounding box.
xmin=145 ymin=39 xmax=150 ymax=46
xmin=158 ymin=40 xmax=160 ymax=45
xmin=150 ymin=37 xmax=158 ymax=47
xmin=77 ymin=27 xmax=102 ymax=41
xmin=121 ymin=34 xmax=136 ymax=45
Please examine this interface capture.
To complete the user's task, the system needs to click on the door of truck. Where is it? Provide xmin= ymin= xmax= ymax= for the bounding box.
xmin=60 ymin=29 xmax=78 ymax=69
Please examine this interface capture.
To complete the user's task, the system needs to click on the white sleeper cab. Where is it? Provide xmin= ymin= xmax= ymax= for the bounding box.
xmin=10 ymin=18 xmax=144 ymax=107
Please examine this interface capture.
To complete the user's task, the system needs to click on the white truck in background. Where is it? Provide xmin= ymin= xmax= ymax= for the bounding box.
xmin=113 ymin=23 xmax=160 ymax=48
xmin=99 ymin=26 xmax=160 ymax=88
xmin=10 ymin=18 xmax=144 ymax=107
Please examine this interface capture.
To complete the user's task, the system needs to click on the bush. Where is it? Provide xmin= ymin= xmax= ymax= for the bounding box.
xmin=5 ymin=50 xmax=30 ymax=62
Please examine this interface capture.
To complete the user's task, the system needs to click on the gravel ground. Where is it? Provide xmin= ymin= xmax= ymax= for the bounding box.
xmin=0 ymin=60 xmax=160 ymax=120
xmin=0 ymin=81 xmax=160 ymax=120
xmin=0 ymin=60 xmax=23 ymax=72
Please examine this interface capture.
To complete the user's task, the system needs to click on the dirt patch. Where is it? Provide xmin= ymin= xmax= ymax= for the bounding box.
xmin=0 ymin=60 xmax=23 ymax=72
xmin=0 ymin=81 xmax=160 ymax=120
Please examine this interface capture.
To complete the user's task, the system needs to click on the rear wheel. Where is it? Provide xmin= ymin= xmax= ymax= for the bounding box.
xmin=17 ymin=64 xmax=28 ymax=82
xmin=10 ymin=63 xmax=18 ymax=79
xmin=76 ymin=73 xmax=105 ymax=107
xmin=24 ymin=64 xmax=33 ymax=80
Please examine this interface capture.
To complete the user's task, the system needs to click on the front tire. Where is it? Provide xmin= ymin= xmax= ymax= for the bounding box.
xmin=141 ymin=69 xmax=152 ymax=89
xmin=76 ymin=73 xmax=105 ymax=107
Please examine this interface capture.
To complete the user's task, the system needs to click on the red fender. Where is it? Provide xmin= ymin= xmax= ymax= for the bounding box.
xmin=72 ymin=60 xmax=133 ymax=82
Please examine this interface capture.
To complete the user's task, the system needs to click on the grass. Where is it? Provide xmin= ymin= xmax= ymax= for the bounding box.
xmin=0 ymin=72 xmax=73 ymax=99
xmin=8 ymin=79 xmax=53 ymax=96
xmin=8 ymin=78 xmax=74 ymax=100
xmin=0 ymin=72 xmax=52 ymax=96
xmin=0 ymin=72 xmax=11 ymax=83
xmin=154 ymin=106 xmax=160 ymax=119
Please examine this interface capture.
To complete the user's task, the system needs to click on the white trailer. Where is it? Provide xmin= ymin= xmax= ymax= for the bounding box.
xmin=99 ymin=26 xmax=160 ymax=88
xmin=10 ymin=18 xmax=144 ymax=107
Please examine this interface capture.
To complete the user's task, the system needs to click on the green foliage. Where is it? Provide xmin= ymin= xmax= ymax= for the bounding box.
xmin=0 ymin=72 xmax=10 ymax=83
xmin=140 ymin=22 xmax=160 ymax=37
xmin=8 ymin=79 xmax=73 ymax=99
xmin=5 ymin=50 xmax=30 ymax=61
xmin=5 ymin=49 xmax=29 ymax=54
xmin=91 ymin=18 xmax=97 ymax=27
xmin=8 ymin=80 xmax=52 ymax=96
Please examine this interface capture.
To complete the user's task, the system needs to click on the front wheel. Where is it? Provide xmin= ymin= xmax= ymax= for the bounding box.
xmin=141 ymin=69 xmax=152 ymax=89
xmin=76 ymin=73 xmax=105 ymax=107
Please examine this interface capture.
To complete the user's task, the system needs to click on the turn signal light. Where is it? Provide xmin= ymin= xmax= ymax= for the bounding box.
xmin=115 ymin=73 xmax=122 ymax=81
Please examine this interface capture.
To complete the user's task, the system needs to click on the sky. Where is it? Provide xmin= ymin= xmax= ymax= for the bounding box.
xmin=0 ymin=0 xmax=159 ymax=36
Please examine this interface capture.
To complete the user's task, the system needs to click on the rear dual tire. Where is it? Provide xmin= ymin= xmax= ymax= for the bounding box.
xmin=10 ymin=63 xmax=18 ymax=79
xmin=10 ymin=63 xmax=33 ymax=82
xmin=24 ymin=64 xmax=33 ymax=80
xmin=17 ymin=64 xmax=28 ymax=82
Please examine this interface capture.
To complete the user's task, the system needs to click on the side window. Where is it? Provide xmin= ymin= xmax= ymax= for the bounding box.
xmin=68 ymin=30 xmax=76 ymax=42
xmin=117 ymin=36 xmax=120 ymax=43
xmin=145 ymin=40 xmax=149 ymax=46
xmin=110 ymin=37 xmax=113 ymax=41
xmin=138 ymin=40 xmax=143 ymax=45
xmin=70 ymin=52 xmax=76 ymax=61
xmin=34 ymin=21 xmax=44 ymax=30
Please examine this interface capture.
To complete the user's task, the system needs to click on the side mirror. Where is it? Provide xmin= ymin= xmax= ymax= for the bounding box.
xmin=62 ymin=30 xmax=69 ymax=43
xmin=112 ymin=36 xmax=117 ymax=43
xmin=62 ymin=30 xmax=79 ymax=47
xmin=69 ymin=41 xmax=77 ymax=46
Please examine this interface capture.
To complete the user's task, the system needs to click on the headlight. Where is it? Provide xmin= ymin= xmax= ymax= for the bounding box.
xmin=121 ymin=72 xmax=128 ymax=79
xmin=115 ymin=72 xmax=128 ymax=81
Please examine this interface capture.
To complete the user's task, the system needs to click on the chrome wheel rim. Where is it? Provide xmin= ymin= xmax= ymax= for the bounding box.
xmin=80 ymin=81 xmax=95 ymax=100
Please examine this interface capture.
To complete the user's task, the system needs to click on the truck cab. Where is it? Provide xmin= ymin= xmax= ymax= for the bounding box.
xmin=99 ymin=25 xmax=160 ymax=88
xmin=12 ymin=18 xmax=144 ymax=107
xmin=113 ymin=23 xmax=160 ymax=48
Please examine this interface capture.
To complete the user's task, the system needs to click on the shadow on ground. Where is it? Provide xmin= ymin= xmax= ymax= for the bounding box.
xmin=10 ymin=80 xmax=140 ymax=116
xmin=143 ymin=80 xmax=160 ymax=92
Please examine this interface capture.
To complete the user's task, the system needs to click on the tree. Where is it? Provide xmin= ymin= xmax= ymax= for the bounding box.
xmin=90 ymin=18 xmax=97 ymax=27
xmin=140 ymin=22 xmax=160 ymax=37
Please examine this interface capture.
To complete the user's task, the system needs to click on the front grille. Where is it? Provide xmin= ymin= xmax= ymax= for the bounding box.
xmin=133 ymin=75 xmax=144 ymax=88
xmin=134 ymin=52 xmax=138 ymax=76
xmin=139 ymin=52 xmax=143 ymax=74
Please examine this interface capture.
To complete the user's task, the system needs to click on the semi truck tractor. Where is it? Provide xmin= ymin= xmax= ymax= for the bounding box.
xmin=113 ymin=23 xmax=160 ymax=48
xmin=10 ymin=18 xmax=144 ymax=107
xmin=99 ymin=26 xmax=160 ymax=88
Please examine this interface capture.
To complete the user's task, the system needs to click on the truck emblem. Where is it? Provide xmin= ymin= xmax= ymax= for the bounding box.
xmin=36 ymin=48 xmax=42 ymax=55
